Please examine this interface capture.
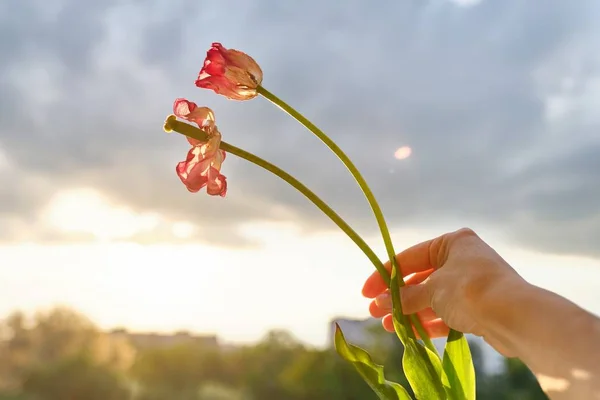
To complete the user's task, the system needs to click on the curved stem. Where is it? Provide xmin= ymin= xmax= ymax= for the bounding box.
xmin=256 ymin=86 xmax=438 ymax=355
xmin=164 ymin=115 xmax=390 ymax=286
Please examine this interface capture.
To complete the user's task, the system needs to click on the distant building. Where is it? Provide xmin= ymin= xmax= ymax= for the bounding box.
xmin=108 ymin=328 xmax=218 ymax=350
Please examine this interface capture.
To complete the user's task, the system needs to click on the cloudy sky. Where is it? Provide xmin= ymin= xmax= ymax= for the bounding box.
xmin=0 ymin=0 xmax=599 ymax=347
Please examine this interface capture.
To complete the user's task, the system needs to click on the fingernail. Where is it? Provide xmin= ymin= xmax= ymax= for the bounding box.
xmin=375 ymin=293 xmax=392 ymax=309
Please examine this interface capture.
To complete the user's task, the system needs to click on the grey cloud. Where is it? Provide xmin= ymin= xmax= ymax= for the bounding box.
xmin=1 ymin=0 xmax=600 ymax=257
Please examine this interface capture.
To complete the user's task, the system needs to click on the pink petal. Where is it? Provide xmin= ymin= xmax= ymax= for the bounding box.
xmin=184 ymin=162 xmax=209 ymax=192
xmin=173 ymin=98 xmax=215 ymax=127
xmin=206 ymin=166 xmax=227 ymax=197
xmin=173 ymin=98 xmax=197 ymax=118
xmin=175 ymin=140 xmax=227 ymax=197
xmin=202 ymin=59 xmax=226 ymax=76
xmin=195 ymin=75 xmax=238 ymax=96
xmin=186 ymin=137 xmax=202 ymax=146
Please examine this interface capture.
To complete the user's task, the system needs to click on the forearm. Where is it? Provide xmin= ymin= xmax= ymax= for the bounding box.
xmin=479 ymin=280 xmax=600 ymax=399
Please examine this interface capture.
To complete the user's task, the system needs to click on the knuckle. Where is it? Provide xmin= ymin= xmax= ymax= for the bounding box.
xmin=454 ymin=227 xmax=477 ymax=238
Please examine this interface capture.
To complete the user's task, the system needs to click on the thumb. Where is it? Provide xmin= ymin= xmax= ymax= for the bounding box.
xmin=400 ymin=281 xmax=432 ymax=315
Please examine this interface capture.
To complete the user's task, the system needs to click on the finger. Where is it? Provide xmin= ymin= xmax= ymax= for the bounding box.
xmin=362 ymin=267 xmax=434 ymax=300
xmin=368 ymin=270 xmax=434 ymax=318
xmin=415 ymin=318 xmax=450 ymax=339
xmin=368 ymin=290 xmax=392 ymax=318
xmin=382 ymin=315 xmax=450 ymax=338
xmin=417 ymin=307 xmax=438 ymax=322
xmin=362 ymin=229 xmax=476 ymax=298
xmin=405 ymin=269 xmax=434 ymax=286
xmin=369 ymin=290 xmax=412 ymax=317
xmin=369 ymin=298 xmax=389 ymax=318
xmin=362 ymin=236 xmax=447 ymax=298
xmin=361 ymin=270 xmax=390 ymax=299
xmin=361 ymin=243 xmax=430 ymax=298
xmin=382 ymin=314 xmax=395 ymax=332
xmin=406 ymin=308 xmax=439 ymax=324
xmin=373 ymin=291 xmax=436 ymax=317
xmin=400 ymin=282 xmax=431 ymax=315
xmin=370 ymin=290 xmax=438 ymax=321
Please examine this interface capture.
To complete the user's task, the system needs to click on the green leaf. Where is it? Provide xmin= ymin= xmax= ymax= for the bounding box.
xmin=390 ymin=267 xmax=447 ymax=399
xmin=334 ymin=324 xmax=413 ymax=400
xmin=441 ymin=329 xmax=476 ymax=400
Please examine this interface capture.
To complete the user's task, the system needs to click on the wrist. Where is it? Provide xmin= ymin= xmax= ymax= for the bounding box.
xmin=471 ymin=273 xmax=534 ymax=356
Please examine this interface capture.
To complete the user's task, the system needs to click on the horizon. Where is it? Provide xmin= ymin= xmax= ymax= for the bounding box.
xmin=2 ymin=225 xmax=599 ymax=348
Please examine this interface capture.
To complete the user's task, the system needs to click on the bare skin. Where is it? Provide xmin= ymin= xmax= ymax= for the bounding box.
xmin=363 ymin=228 xmax=600 ymax=400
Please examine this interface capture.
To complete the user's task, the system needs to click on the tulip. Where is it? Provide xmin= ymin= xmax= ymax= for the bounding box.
xmin=195 ymin=42 xmax=263 ymax=100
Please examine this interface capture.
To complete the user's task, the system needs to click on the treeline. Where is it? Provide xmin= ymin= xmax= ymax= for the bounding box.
xmin=0 ymin=307 xmax=546 ymax=400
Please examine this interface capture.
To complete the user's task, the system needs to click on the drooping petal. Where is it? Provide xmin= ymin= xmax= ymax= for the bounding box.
xmin=206 ymin=166 xmax=227 ymax=197
xmin=175 ymin=124 xmax=227 ymax=197
xmin=171 ymin=97 xmax=227 ymax=196
xmin=172 ymin=98 xmax=218 ymax=145
xmin=173 ymin=98 xmax=197 ymax=118
xmin=176 ymin=147 xmax=206 ymax=193
xmin=173 ymin=98 xmax=215 ymax=128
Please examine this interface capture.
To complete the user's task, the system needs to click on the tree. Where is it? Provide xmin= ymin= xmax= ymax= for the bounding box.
xmin=502 ymin=358 xmax=547 ymax=399
xmin=22 ymin=355 xmax=130 ymax=400
xmin=281 ymin=347 xmax=382 ymax=400
xmin=0 ymin=307 xmax=136 ymax=394
xmin=279 ymin=349 xmax=341 ymax=400
xmin=232 ymin=330 xmax=305 ymax=399
xmin=131 ymin=342 xmax=226 ymax=400
xmin=476 ymin=356 xmax=548 ymax=399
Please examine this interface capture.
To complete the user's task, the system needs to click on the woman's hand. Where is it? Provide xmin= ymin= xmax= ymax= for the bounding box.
xmin=362 ymin=228 xmax=525 ymax=356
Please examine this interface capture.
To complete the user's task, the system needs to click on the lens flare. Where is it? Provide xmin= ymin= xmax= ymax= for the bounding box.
xmin=394 ymin=146 xmax=412 ymax=160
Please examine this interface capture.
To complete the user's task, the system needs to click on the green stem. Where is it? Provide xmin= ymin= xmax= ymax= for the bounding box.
xmin=164 ymin=115 xmax=390 ymax=286
xmin=256 ymin=85 xmax=438 ymax=356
